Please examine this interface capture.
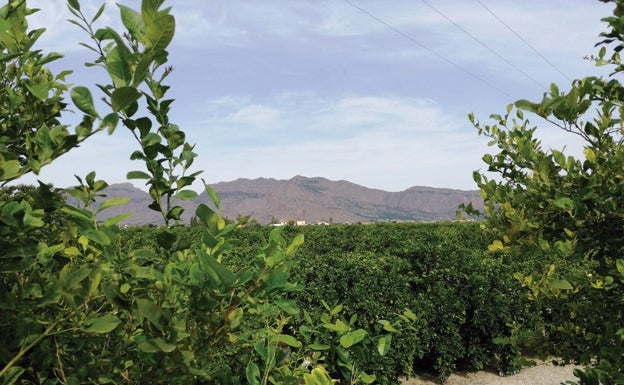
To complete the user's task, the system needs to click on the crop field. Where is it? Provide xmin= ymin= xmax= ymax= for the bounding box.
xmin=118 ymin=221 xmax=559 ymax=384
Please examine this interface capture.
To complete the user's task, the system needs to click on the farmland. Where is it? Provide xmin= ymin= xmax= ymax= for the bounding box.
xmin=119 ymin=221 xmax=562 ymax=384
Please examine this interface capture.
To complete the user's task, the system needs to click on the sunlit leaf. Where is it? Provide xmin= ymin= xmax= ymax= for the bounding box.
xmin=97 ymin=197 xmax=130 ymax=213
xmin=175 ymin=189 xmax=197 ymax=201
xmin=549 ymin=279 xmax=573 ymax=290
xmin=377 ymin=334 xmax=392 ymax=356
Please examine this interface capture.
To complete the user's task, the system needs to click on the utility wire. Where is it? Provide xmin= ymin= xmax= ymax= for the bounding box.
xmin=340 ymin=0 xmax=515 ymax=99
xmin=476 ymin=0 xmax=572 ymax=82
xmin=421 ymin=0 xmax=547 ymax=91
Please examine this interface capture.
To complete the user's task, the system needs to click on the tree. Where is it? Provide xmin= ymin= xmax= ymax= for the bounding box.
xmin=0 ymin=1 xmax=395 ymax=383
xmin=467 ymin=1 xmax=624 ymax=383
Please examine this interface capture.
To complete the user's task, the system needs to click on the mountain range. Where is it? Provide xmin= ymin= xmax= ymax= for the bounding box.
xmin=96 ymin=176 xmax=483 ymax=225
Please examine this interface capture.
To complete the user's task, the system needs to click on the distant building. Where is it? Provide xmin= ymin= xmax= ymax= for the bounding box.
xmin=271 ymin=218 xmax=306 ymax=226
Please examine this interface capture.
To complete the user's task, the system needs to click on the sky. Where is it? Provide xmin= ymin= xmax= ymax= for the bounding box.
xmin=19 ymin=0 xmax=613 ymax=192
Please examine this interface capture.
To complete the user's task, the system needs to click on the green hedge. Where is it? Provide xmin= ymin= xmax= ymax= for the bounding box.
xmin=286 ymin=223 xmax=542 ymax=381
xmin=120 ymin=222 xmax=544 ymax=384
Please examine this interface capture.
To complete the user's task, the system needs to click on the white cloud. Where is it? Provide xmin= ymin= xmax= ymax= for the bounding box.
xmin=187 ymin=94 xmax=486 ymax=191
xmin=8 ymin=0 xmax=617 ymax=193
xmin=28 ymin=0 xmax=120 ymax=52
xmin=174 ymin=5 xmax=247 ymax=46
xmin=220 ymin=104 xmax=283 ymax=127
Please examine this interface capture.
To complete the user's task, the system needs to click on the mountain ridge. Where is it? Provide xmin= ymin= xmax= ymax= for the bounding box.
xmin=97 ymin=176 xmax=483 ymax=225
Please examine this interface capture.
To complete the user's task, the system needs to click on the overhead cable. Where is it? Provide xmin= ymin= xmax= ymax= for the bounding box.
xmin=475 ymin=0 xmax=572 ymax=82
xmin=341 ymin=0 xmax=515 ymax=99
xmin=421 ymin=0 xmax=547 ymax=92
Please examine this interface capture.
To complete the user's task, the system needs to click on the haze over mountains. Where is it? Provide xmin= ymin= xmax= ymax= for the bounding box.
xmin=97 ymin=176 xmax=483 ymax=225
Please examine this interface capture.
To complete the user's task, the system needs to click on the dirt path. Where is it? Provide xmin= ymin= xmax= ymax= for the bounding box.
xmin=402 ymin=361 xmax=581 ymax=385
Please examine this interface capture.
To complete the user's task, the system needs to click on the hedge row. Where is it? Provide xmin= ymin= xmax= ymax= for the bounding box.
xmin=120 ymin=222 xmax=544 ymax=384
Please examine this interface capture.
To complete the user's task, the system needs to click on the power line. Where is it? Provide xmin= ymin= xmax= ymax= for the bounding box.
xmin=476 ymin=0 xmax=572 ymax=82
xmin=421 ymin=0 xmax=547 ymax=91
xmin=340 ymin=0 xmax=515 ymax=99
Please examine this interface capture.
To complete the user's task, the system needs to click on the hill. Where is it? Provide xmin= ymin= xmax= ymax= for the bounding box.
xmin=97 ymin=176 xmax=483 ymax=225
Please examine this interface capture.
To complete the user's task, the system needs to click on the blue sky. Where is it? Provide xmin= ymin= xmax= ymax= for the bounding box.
xmin=22 ymin=0 xmax=611 ymax=191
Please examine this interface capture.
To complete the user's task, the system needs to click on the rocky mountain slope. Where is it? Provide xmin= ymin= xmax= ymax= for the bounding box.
xmin=97 ymin=176 xmax=483 ymax=225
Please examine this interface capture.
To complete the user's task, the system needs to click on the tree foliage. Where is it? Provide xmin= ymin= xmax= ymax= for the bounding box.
xmin=121 ymin=222 xmax=545 ymax=383
xmin=467 ymin=1 xmax=624 ymax=383
xmin=0 ymin=2 xmax=397 ymax=384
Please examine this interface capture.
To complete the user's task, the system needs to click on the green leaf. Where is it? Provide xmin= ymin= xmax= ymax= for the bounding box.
xmin=246 ymin=362 xmax=260 ymax=385
xmin=84 ymin=229 xmax=112 ymax=246
xmin=111 ymin=86 xmax=142 ymax=112
xmin=584 ymin=148 xmax=596 ymax=163
xmin=61 ymin=267 xmax=92 ymax=291
xmin=273 ymin=334 xmax=301 ymax=348
xmin=335 ymin=346 xmax=350 ymax=364
xmin=71 ymin=86 xmax=99 ymax=117
xmin=309 ymin=343 xmax=331 ymax=350
xmin=226 ymin=308 xmax=243 ymax=329
xmin=0 ymin=366 xmax=25 ymax=385
xmin=339 ymin=329 xmax=367 ymax=348
xmin=188 ymin=263 xmax=202 ymax=284
xmin=359 ymin=372 xmax=376 ymax=384
xmin=127 ymin=170 xmax=151 ymax=180
xmin=91 ymin=3 xmax=105 ymax=22
xmin=201 ymin=251 xmax=237 ymax=286
xmin=514 ymin=99 xmax=536 ymax=112
xmin=202 ymin=180 xmax=220 ymax=209
xmin=175 ymin=189 xmax=197 ymax=201
xmin=275 ymin=299 xmax=300 ymax=315
xmin=119 ymin=4 xmax=144 ymax=38
xmin=339 ymin=334 xmax=354 ymax=348
xmin=141 ymin=132 xmax=161 ymax=147
xmin=549 ymin=279 xmax=573 ymax=290
xmin=616 ymin=259 xmax=624 ymax=276
xmin=106 ymin=44 xmax=133 ymax=87
xmin=103 ymin=213 xmax=133 ymax=227
xmin=323 ymin=319 xmax=349 ymax=333
xmin=64 ymin=247 xmax=81 ymax=257
xmin=153 ymin=337 xmax=176 ymax=352
xmin=0 ymin=18 xmax=11 ymax=35
xmin=196 ymin=203 xmax=218 ymax=228
xmin=330 ymin=303 xmax=343 ymax=316
xmin=97 ymin=197 xmax=130 ymax=213
xmin=377 ymin=334 xmax=392 ymax=356
xmin=304 ymin=367 xmax=334 ymax=385
xmin=286 ymin=233 xmax=305 ymax=256
xmin=37 ymin=52 xmax=63 ymax=66
xmin=145 ymin=14 xmax=175 ymax=51
xmin=552 ymin=197 xmax=574 ymax=211
xmin=67 ymin=0 xmax=80 ymax=11
xmin=88 ymin=270 xmax=102 ymax=297
xmin=23 ymin=211 xmax=44 ymax=227
xmin=488 ymin=239 xmax=505 ymax=252
xmin=166 ymin=205 xmax=184 ymax=220
xmin=25 ymin=82 xmax=49 ymax=100
xmin=378 ymin=319 xmax=399 ymax=332
xmin=83 ymin=314 xmax=121 ymax=333
xmin=100 ymin=113 xmax=120 ymax=134
xmin=0 ymin=157 xmax=20 ymax=180
xmin=136 ymin=298 xmax=164 ymax=330
xmin=265 ymin=271 xmax=289 ymax=290
xmin=138 ymin=340 xmax=159 ymax=353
